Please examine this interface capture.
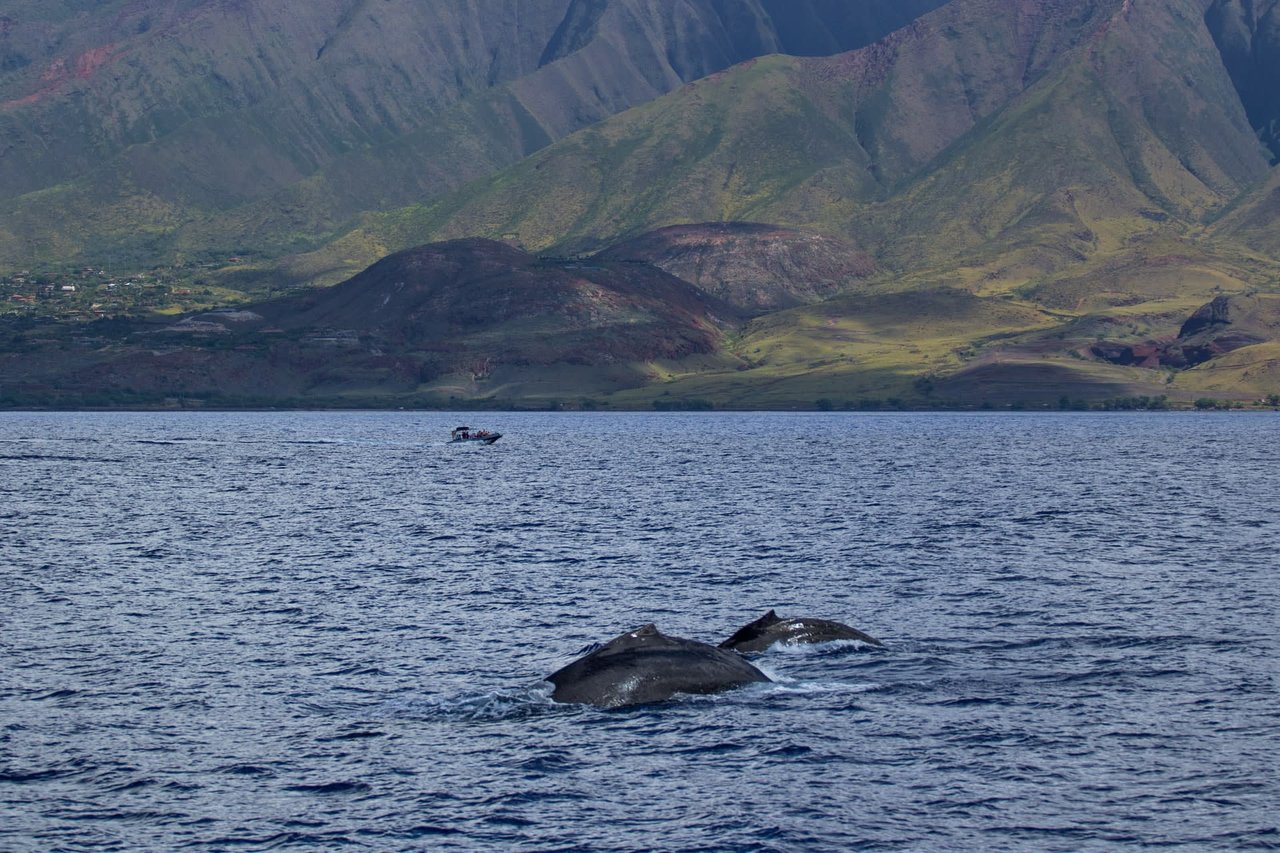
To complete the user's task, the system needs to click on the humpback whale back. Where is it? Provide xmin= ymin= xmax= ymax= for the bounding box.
xmin=719 ymin=610 xmax=883 ymax=653
xmin=547 ymin=624 xmax=770 ymax=708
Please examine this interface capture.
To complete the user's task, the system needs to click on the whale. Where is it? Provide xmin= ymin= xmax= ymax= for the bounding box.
xmin=546 ymin=624 xmax=771 ymax=708
xmin=718 ymin=610 xmax=883 ymax=653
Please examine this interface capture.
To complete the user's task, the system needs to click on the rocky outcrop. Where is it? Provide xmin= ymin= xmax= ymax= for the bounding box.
xmin=1161 ymin=295 xmax=1280 ymax=367
xmin=595 ymin=223 xmax=874 ymax=314
xmin=1091 ymin=294 xmax=1280 ymax=368
xmin=1087 ymin=342 xmax=1166 ymax=369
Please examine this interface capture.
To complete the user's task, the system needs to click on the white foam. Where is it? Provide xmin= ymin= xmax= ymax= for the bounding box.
xmin=767 ymin=638 xmax=882 ymax=655
xmin=767 ymin=680 xmax=882 ymax=696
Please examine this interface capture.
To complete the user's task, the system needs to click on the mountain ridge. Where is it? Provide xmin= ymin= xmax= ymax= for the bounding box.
xmin=284 ymin=0 xmax=1271 ymax=285
xmin=0 ymin=0 xmax=947 ymax=272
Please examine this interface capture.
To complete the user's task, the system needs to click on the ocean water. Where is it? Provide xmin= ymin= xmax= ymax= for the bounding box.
xmin=1 ymin=411 xmax=1277 ymax=851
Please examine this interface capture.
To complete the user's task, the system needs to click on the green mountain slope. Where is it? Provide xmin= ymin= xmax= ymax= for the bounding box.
xmin=1214 ymin=166 xmax=1280 ymax=256
xmin=322 ymin=0 xmax=1267 ymax=273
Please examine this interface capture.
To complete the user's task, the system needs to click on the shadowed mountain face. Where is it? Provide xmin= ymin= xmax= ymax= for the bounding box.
xmin=1206 ymin=0 xmax=1280 ymax=163
xmin=0 ymin=0 xmax=947 ymax=270
xmin=756 ymin=0 xmax=950 ymax=56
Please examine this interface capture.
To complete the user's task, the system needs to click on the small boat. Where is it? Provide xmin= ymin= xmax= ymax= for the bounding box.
xmin=450 ymin=425 xmax=501 ymax=445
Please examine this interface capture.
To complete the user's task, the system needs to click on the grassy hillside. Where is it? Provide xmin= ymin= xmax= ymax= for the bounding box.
xmin=1213 ymin=167 xmax=1280 ymax=256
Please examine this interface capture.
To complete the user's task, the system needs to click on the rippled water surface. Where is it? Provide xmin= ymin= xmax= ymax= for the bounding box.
xmin=2 ymin=411 xmax=1277 ymax=851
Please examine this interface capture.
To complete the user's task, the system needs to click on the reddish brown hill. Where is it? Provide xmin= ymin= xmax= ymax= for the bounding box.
xmin=259 ymin=238 xmax=742 ymax=362
xmin=0 ymin=238 xmax=746 ymax=403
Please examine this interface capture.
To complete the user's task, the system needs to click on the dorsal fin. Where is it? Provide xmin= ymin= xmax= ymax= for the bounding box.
xmin=630 ymin=623 xmax=659 ymax=638
xmin=754 ymin=609 xmax=782 ymax=627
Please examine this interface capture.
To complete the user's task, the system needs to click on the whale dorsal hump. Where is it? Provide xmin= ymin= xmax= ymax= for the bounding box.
xmin=604 ymin=624 xmax=662 ymax=651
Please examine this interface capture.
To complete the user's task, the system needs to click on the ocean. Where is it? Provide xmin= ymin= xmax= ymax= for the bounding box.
xmin=2 ymin=411 xmax=1277 ymax=851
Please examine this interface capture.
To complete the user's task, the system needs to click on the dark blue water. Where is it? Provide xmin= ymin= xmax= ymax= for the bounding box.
xmin=2 ymin=411 xmax=1277 ymax=851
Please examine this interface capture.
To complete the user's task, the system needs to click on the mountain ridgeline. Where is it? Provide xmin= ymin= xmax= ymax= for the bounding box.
xmin=0 ymin=0 xmax=946 ymax=269
xmin=2 ymin=0 xmax=1280 ymax=408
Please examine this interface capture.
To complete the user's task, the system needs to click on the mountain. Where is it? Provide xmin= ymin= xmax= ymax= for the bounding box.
xmin=0 ymin=0 xmax=946 ymax=272
xmin=3 ymin=0 xmax=1280 ymax=408
xmin=253 ymin=0 xmax=1279 ymax=406
xmin=320 ymin=0 xmax=1269 ymax=272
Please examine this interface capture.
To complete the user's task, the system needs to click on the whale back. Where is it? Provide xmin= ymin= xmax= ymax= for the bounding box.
xmin=719 ymin=610 xmax=882 ymax=653
xmin=547 ymin=624 xmax=770 ymax=708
